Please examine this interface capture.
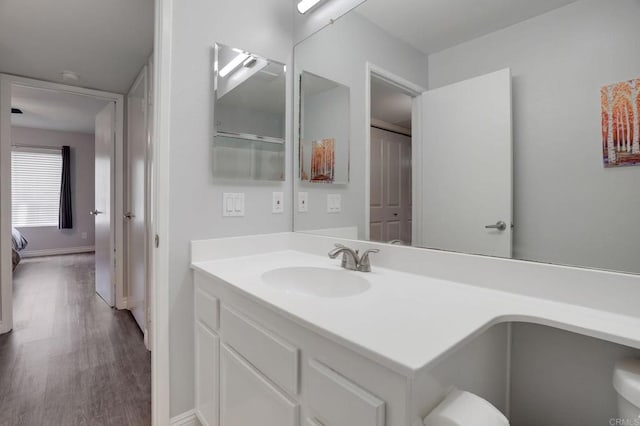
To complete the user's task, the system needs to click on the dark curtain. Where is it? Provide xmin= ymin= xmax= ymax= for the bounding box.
xmin=58 ymin=145 xmax=73 ymax=229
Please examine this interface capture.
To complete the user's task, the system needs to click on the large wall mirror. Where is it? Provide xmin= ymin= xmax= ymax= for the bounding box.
xmin=213 ymin=43 xmax=286 ymax=181
xmin=293 ymin=0 xmax=640 ymax=275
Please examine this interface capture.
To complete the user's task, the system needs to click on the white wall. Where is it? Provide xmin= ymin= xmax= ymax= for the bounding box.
xmin=294 ymin=0 xmax=366 ymax=43
xmin=293 ymin=11 xmax=428 ymax=238
xmin=428 ymin=0 xmax=640 ymax=274
xmin=510 ymin=323 xmax=640 ymax=426
xmin=298 ymin=82 xmax=349 ymax=191
xmin=167 ymin=0 xmax=293 ymax=416
xmin=11 ymin=126 xmax=95 ymax=253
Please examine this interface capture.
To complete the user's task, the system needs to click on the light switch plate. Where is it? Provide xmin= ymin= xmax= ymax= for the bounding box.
xmin=327 ymin=194 xmax=341 ymax=213
xmin=223 ymin=193 xmax=245 ymax=217
xmin=272 ymin=192 xmax=284 ymax=214
xmin=298 ymin=192 xmax=309 ymax=212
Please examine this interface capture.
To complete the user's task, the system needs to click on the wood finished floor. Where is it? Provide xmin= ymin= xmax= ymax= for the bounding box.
xmin=0 ymin=254 xmax=151 ymax=426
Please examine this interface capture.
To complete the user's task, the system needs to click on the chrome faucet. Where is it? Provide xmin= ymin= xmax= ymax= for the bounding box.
xmin=328 ymin=244 xmax=379 ymax=272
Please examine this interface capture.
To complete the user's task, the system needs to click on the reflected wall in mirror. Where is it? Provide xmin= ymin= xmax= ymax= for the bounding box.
xmin=293 ymin=0 xmax=640 ymax=275
xmin=299 ymin=72 xmax=350 ymax=184
xmin=213 ymin=43 xmax=286 ymax=181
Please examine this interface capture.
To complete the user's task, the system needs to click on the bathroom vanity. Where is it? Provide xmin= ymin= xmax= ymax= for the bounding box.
xmin=191 ymin=232 xmax=640 ymax=426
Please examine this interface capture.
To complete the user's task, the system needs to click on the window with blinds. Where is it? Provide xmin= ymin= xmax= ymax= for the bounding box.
xmin=11 ymin=148 xmax=63 ymax=227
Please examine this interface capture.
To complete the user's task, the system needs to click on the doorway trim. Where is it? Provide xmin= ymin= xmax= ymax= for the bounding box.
xmin=364 ymin=63 xmax=425 ymax=244
xmin=0 ymin=74 xmax=126 ymax=334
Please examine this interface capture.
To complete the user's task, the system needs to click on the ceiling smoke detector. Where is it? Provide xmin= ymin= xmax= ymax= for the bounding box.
xmin=61 ymin=71 xmax=80 ymax=82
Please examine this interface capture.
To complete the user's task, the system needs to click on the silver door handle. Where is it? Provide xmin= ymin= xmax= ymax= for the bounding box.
xmin=124 ymin=212 xmax=135 ymax=219
xmin=89 ymin=209 xmax=103 ymax=216
xmin=485 ymin=221 xmax=507 ymax=231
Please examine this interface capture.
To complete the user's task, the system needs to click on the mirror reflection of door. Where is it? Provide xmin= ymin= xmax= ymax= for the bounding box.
xmin=421 ymin=69 xmax=513 ymax=258
xmin=369 ymin=76 xmax=414 ymax=245
xmin=127 ymin=67 xmax=148 ymax=332
xmin=370 ymin=127 xmax=412 ymax=244
xmin=94 ymin=102 xmax=115 ymax=306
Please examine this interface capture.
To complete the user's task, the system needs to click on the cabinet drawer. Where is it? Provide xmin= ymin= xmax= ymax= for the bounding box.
xmin=221 ymin=344 xmax=298 ymax=426
xmin=307 ymin=359 xmax=385 ymax=426
xmin=220 ymin=305 xmax=299 ymax=395
xmin=195 ymin=287 xmax=219 ymax=331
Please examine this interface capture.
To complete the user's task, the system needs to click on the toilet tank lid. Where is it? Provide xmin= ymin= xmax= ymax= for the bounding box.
xmin=613 ymin=358 xmax=640 ymax=407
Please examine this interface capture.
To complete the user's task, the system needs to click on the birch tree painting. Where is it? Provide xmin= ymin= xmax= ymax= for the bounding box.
xmin=601 ymin=78 xmax=640 ymax=167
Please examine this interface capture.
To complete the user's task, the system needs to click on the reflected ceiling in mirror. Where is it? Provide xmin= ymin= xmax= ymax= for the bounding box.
xmin=292 ymin=0 xmax=640 ymax=275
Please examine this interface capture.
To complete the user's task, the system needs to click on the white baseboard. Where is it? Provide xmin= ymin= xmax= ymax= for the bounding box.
xmin=21 ymin=246 xmax=95 ymax=258
xmin=170 ymin=410 xmax=200 ymax=426
xmin=118 ymin=297 xmax=128 ymax=310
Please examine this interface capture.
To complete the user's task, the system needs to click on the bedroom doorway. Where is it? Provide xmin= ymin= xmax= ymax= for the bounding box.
xmin=1 ymin=76 xmax=126 ymax=333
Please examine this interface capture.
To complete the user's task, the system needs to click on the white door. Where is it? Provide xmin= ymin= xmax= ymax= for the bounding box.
xmin=94 ymin=102 xmax=115 ymax=306
xmin=420 ymin=68 xmax=512 ymax=258
xmin=127 ymin=67 xmax=148 ymax=331
xmin=370 ymin=127 xmax=412 ymax=244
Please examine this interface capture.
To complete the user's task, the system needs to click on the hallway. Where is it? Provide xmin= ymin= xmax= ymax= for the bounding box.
xmin=0 ymin=254 xmax=151 ymax=425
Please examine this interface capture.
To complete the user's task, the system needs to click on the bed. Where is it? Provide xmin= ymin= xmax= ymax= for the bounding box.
xmin=11 ymin=227 xmax=28 ymax=270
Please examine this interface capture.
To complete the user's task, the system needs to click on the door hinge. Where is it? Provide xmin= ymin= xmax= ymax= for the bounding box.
xmin=155 ymin=234 xmax=159 ymax=248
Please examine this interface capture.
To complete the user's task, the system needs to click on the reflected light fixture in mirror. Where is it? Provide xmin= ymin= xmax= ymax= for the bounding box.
xmin=298 ymin=0 xmax=324 ymax=14
xmin=219 ymin=51 xmax=250 ymax=77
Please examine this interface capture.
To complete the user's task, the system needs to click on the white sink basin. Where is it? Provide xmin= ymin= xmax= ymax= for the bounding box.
xmin=261 ymin=267 xmax=370 ymax=298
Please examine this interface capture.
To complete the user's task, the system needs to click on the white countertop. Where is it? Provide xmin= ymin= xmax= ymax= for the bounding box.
xmin=192 ymin=248 xmax=640 ymax=377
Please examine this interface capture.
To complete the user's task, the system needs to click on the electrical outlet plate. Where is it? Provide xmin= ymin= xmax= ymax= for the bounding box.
xmin=223 ymin=193 xmax=245 ymax=217
xmin=272 ymin=192 xmax=284 ymax=214
xmin=298 ymin=192 xmax=308 ymax=212
xmin=327 ymin=194 xmax=341 ymax=213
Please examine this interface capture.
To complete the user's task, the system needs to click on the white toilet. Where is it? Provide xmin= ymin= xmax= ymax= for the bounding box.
xmin=423 ymin=389 xmax=509 ymax=426
xmin=613 ymin=358 xmax=640 ymax=420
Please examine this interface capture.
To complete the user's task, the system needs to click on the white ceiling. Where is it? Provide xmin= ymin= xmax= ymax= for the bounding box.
xmin=12 ymin=85 xmax=109 ymax=134
xmin=357 ymin=0 xmax=579 ymax=54
xmin=370 ymin=77 xmax=412 ymax=128
xmin=0 ymin=0 xmax=154 ymax=93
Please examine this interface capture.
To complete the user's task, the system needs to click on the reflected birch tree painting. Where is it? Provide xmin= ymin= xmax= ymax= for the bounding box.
xmin=310 ymin=138 xmax=335 ymax=182
xmin=601 ymin=78 xmax=640 ymax=167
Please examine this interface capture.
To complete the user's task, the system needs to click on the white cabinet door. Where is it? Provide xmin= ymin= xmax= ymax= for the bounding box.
xmin=220 ymin=344 xmax=298 ymax=426
xmin=195 ymin=322 xmax=219 ymax=426
xmin=306 ymin=359 xmax=385 ymax=426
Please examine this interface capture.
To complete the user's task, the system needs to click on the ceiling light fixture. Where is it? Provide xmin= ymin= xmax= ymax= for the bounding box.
xmin=297 ymin=0 xmax=323 ymax=14
xmin=219 ymin=52 xmax=250 ymax=77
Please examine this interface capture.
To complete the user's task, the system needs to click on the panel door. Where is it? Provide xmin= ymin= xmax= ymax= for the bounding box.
xmin=126 ymin=66 xmax=148 ymax=331
xmin=370 ymin=127 xmax=412 ymax=244
xmin=94 ymin=102 xmax=115 ymax=306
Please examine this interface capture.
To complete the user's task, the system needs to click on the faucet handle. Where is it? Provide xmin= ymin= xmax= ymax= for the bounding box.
xmin=357 ymin=249 xmax=379 ymax=272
